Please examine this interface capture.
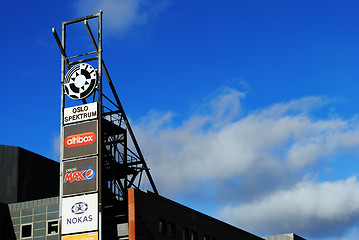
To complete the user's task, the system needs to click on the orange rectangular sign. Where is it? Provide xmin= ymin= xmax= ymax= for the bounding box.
xmin=62 ymin=232 xmax=98 ymax=240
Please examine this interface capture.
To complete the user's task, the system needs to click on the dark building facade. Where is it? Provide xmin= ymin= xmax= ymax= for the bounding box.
xmin=127 ymin=188 xmax=263 ymax=240
xmin=6 ymin=189 xmax=264 ymax=240
xmin=0 ymin=145 xmax=307 ymax=240
xmin=6 ymin=191 xmax=309 ymax=240
xmin=0 ymin=202 xmax=16 ymax=240
xmin=0 ymin=145 xmax=59 ymax=204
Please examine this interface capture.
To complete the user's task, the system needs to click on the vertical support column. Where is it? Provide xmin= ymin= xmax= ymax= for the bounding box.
xmin=128 ymin=189 xmax=136 ymax=240
xmin=59 ymin=21 xmax=66 ymax=236
xmin=97 ymin=10 xmax=103 ymax=240
xmin=124 ymin=128 xmax=128 ymax=194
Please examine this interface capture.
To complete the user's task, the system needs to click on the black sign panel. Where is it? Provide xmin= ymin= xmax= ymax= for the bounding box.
xmin=63 ymin=120 xmax=98 ymax=160
xmin=62 ymin=157 xmax=98 ymax=196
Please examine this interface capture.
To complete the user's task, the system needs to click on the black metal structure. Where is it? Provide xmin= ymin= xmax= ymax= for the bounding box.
xmin=53 ymin=11 xmax=158 ymax=239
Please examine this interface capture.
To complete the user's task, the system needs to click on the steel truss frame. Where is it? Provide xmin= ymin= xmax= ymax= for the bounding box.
xmin=53 ymin=11 xmax=158 ymax=239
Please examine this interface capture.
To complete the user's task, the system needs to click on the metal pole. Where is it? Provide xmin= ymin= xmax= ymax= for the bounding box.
xmin=52 ymin=28 xmax=71 ymax=69
xmin=63 ymin=12 xmax=100 ymax=26
xmin=97 ymin=10 xmax=103 ymax=240
xmin=59 ymin=20 xmax=66 ymax=239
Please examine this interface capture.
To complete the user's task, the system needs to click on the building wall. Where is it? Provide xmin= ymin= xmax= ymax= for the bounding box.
xmin=0 ymin=145 xmax=59 ymax=204
xmin=129 ymin=189 xmax=264 ymax=240
xmin=6 ymin=191 xmax=307 ymax=240
xmin=0 ymin=145 xmax=20 ymax=204
xmin=0 ymin=202 xmax=16 ymax=240
xmin=17 ymin=147 xmax=59 ymax=203
xmin=0 ymin=142 xmax=307 ymax=240
xmin=8 ymin=197 xmax=59 ymax=240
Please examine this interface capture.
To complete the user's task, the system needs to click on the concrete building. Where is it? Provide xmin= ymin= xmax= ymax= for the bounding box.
xmin=0 ymin=145 xmax=307 ymax=240
xmin=8 ymin=197 xmax=59 ymax=240
xmin=6 ymin=189 xmax=265 ymax=240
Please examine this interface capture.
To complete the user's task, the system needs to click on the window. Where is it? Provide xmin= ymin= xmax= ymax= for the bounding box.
xmin=47 ymin=220 xmax=59 ymax=235
xmin=168 ymin=222 xmax=176 ymax=238
xmin=159 ymin=219 xmax=166 ymax=235
xmin=118 ymin=223 xmax=129 ymax=237
xmin=21 ymin=224 xmax=32 ymax=238
xmin=191 ymin=231 xmax=198 ymax=240
xmin=182 ymin=228 xmax=189 ymax=240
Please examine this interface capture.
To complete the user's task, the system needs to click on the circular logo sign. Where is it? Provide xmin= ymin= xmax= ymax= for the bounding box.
xmin=71 ymin=202 xmax=88 ymax=214
xmin=85 ymin=167 xmax=95 ymax=180
xmin=64 ymin=63 xmax=97 ymax=100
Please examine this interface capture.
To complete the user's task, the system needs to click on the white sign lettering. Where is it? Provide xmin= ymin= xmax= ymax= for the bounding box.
xmin=64 ymin=102 xmax=98 ymax=125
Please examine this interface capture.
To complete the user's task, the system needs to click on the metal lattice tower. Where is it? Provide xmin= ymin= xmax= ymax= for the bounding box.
xmin=53 ymin=11 xmax=158 ymax=240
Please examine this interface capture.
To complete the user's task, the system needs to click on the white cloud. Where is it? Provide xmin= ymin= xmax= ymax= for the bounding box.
xmin=73 ymin=0 xmax=171 ymax=37
xmin=135 ymin=90 xmax=359 ymax=195
xmin=132 ymin=88 xmax=359 ymax=238
xmin=219 ymin=177 xmax=359 ymax=237
xmin=52 ymin=135 xmax=60 ymax=161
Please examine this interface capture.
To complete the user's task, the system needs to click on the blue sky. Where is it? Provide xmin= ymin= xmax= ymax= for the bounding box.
xmin=2 ymin=1 xmax=359 ymax=239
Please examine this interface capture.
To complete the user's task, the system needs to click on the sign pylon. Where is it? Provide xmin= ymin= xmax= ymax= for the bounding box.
xmin=53 ymin=11 xmax=158 ymax=240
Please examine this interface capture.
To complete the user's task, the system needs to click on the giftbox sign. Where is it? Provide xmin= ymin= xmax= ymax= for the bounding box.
xmin=63 ymin=120 xmax=98 ymax=160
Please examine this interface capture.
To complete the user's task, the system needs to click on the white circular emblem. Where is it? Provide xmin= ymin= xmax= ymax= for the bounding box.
xmin=64 ymin=63 xmax=97 ymax=100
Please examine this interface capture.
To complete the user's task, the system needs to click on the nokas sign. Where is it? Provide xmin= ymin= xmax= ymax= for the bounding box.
xmin=63 ymin=120 xmax=98 ymax=160
xmin=62 ymin=193 xmax=98 ymax=235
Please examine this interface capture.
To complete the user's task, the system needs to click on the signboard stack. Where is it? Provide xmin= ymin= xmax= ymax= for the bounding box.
xmin=61 ymin=102 xmax=99 ymax=240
